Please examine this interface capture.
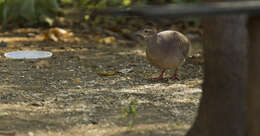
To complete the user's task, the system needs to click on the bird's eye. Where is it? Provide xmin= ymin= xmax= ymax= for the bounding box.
xmin=144 ymin=30 xmax=149 ymax=33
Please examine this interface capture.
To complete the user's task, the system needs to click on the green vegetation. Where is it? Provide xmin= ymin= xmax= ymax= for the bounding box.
xmin=75 ymin=0 xmax=200 ymax=8
xmin=71 ymin=0 xmax=201 ymax=25
xmin=0 ymin=0 xmax=201 ymax=29
xmin=0 ymin=0 xmax=60 ymax=29
xmin=121 ymin=100 xmax=137 ymax=127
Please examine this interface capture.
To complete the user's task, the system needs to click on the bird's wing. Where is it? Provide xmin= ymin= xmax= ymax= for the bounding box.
xmin=157 ymin=31 xmax=190 ymax=57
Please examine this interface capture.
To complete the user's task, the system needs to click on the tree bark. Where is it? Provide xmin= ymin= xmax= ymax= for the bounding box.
xmin=247 ymin=16 xmax=260 ymax=136
xmin=186 ymin=1 xmax=248 ymax=136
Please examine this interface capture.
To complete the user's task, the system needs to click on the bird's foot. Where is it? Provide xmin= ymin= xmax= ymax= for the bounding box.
xmin=157 ymin=69 xmax=166 ymax=80
xmin=170 ymin=74 xmax=180 ymax=80
xmin=170 ymin=68 xmax=180 ymax=80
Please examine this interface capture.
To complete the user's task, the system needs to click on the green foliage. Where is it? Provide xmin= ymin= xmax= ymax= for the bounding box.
xmin=61 ymin=0 xmax=73 ymax=4
xmin=75 ymin=0 xmax=200 ymax=24
xmin=121 ymin=100 xmax=137 ymax=127
xmin=173 ymin=0 xmax=201 ymax=4
xmin=80 ymin=0 xmax=150 ymax=8
xmin=77 ymin=0 xmax=200 ymax=8
xmin=0 ymin=0 xmax=60 ymax=29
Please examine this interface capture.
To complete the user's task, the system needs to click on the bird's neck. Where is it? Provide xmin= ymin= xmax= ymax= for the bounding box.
xmin=145 ymin=34 xmax=157 ymax=48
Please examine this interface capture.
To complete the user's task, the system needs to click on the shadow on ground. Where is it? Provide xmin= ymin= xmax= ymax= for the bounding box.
xmin=0 ymin=28 xmax=203 ymax=136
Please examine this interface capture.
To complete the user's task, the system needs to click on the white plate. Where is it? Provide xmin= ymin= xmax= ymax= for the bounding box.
xmin=4 ymin=50 xmax=52 ymax=59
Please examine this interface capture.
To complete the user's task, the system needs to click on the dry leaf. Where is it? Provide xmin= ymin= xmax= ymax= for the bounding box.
xmin=51 ymin=49 xmax=65 ymax=53
xmin=27 ymin=33 xmax=36 ymax=37
xmin=96 ymin=69 xmax=116 ymax=76
xmin=73 ymin=78 xmax=81 ymax=83
xmin=43 ymin=28 xmax=73 ymax=42
xmin=118 ymin=68 xmax=133 ymax=74
xmin=17 ymin=29 xmax=29 ymax=33
xmin=99 ymin=36 xmax=116 ymax=45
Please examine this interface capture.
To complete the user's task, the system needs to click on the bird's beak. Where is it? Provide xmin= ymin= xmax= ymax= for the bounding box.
xmin=135 ymin=31 xmax=144 ymax=38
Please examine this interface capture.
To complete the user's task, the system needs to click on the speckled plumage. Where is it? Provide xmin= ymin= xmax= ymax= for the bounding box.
xmin=137 ymin=28 xmax=191 ymax=79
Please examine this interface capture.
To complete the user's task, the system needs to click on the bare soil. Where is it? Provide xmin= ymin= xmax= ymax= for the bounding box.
xmin=0 ymin=27 xmax=203 ymax=136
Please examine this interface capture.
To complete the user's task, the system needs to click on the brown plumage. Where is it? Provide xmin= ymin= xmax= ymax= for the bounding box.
xmin=136 ymin=28 xmax=191 ymax=79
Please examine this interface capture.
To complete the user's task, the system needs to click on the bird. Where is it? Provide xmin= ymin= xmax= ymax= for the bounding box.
xmin=136 ymin=27 xmax=191 ymax=80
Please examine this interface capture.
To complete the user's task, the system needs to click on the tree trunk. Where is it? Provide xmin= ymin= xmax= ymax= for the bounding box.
xmin=186 ymin=1 xmax=248 ymax=136
xmin=247 ymin=16 xmax=260 ymax=136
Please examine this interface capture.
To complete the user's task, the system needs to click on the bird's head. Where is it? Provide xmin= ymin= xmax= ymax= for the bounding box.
xmin=136 ymin=27 xmax=157 ymax=39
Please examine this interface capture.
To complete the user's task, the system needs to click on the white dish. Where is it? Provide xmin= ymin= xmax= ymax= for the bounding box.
xmin=4 ymin=50 xmax=52 ymax=59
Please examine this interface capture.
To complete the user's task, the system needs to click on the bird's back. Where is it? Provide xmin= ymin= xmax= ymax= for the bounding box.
xmin=146 ymin=30 xmax=190 ymax=69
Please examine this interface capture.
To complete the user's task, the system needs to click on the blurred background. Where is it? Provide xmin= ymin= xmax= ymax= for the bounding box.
xmin=0 ymin=1 xmax=204 ymax=136
xmin=0 ymin=0 xmax=202 ymax=46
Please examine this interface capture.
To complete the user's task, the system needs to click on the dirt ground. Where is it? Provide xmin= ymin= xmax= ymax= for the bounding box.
xmin=0 ymin=27 xmax=203 ymax=136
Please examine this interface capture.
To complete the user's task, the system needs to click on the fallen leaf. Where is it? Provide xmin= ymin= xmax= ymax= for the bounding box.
xmin=96 ymin=69 xmax=116 ymax=76
xmin=18 ymin=29 xmax=29 ymax=33
xmin=189 ymin=84 xmax=195 ymax=88
xmin=99 ymin=36 xmax=116 ymax=45
xmin=118 ymin=68 xmax=133 ymax=74
xmin=43 ymin=28 xmax=73 ymax=42
xmin=73 ymin=78 xmax=81 ymax=83
xmin=27 ymin=33 xmax=36 ymax=37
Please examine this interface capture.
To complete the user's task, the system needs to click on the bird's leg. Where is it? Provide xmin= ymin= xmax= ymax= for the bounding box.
xmin=171 ymin=68 xmax=180 ymax=80
xmin=157 ymin=69 xmax=166 ymax=80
